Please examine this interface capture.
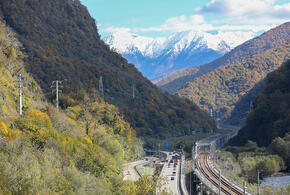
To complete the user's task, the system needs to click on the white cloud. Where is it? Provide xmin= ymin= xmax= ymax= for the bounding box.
xmin=272 ymin=3 xmax=290 ymax=18
xmin=132 ymin=14 xmax=277 ymax=33
xmin=216 ymin=24 xmax=276 ymax=32
xmin=101 ymin=27 xmax=131 ymax=33
xmin=198 ymin=0 xmax=274 ymax=16
xmin=197 ymin=0 xmax=290 ymax=23
xmin=134 ymin=15 xmax=214 ymax=32
xmin=101 ymin=0 xmax=289 ymax=36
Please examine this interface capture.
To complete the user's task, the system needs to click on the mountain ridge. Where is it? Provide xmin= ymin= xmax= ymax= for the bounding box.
xmin=158 ymin=22 xmax=290 ymax=93
xmin=229 ymin=59 xmax=290 ymax=147
xmin=172 ymin=22 xmax=290 ymax=124
xmin=0 ymin=0 xmax=216 ymax=137
xmin=177 ymin=44 xmax=290 ymax=119
xmin=105 ymin=30 xmax=254 ymax=81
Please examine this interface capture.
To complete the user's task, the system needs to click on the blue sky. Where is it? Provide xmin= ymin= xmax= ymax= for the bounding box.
xmin=81 ymin=0 xmax=290 ymax=38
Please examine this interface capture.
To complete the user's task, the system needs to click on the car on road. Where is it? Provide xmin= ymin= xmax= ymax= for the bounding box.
xmin=170 ymin=177 xmax=174 ymax=180
xmin=172 ymin=171 xmax=176 ymax=175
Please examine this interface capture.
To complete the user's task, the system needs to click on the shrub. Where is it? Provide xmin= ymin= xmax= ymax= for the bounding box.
xmin=0 ymin=122 xmax=8 ymax=136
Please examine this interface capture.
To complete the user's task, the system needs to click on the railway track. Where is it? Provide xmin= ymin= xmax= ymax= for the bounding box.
xmin=196 ymin=153 xmax=245 ymax=195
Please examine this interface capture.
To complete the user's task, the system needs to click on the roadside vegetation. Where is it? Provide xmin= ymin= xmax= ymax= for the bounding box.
xmin=216 ymin=139 xmax=290 ymax=194
xmin=219 ymin=60 xmax=290 ymax=194
xmin=137 ymin=166 xmax=155 ymax=177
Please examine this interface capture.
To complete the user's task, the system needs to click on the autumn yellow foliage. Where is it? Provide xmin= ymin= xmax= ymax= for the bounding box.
xmin=6 ymin=129 xmax=21 ymax=139
xmin=0 ymin=19 xmax=141 ymax=195
xmin=83 ymin=137 xmax=92 ymax=144
xmin=0 ymin=122 xmax=8 ymax=135
xmin=27 ymin=109 xmax=53 ymax=132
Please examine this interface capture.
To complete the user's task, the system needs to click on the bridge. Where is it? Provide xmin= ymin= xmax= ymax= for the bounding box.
xmin=192 ymin=134 xmax=232 ymax=162
xmin=192 ymin=132 xmax=252 ymax=195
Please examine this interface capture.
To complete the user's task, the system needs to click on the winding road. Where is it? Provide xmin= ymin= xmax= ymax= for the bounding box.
xmin=123 ymin=160 xmax=146 ymax=181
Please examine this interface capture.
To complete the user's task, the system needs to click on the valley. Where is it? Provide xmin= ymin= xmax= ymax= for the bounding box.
xmin=0 ymin=0 xmax=289 ymax=194
xmin=159 ymin=22 xmax=290 ymax=126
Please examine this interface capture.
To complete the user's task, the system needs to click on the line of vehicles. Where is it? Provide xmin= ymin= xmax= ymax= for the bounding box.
xmin=163 ymin=152 xmax=181 ymax=181
xmin=143 ymin=151 xmax=181 ymax=183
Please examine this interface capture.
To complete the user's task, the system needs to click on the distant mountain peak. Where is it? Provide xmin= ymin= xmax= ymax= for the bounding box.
xmin=104 ymin=30 xmax=254 ymax=80
xmin=104 ymin=31 xmax=166 ymax=57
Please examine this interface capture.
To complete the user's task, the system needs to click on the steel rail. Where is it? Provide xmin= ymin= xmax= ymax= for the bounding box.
xmin=196 ymin=153 xmax=244 ymax=195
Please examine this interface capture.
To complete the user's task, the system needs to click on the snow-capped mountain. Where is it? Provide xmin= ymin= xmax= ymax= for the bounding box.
xmin=104 ymin=30 xmax=254 ymax=81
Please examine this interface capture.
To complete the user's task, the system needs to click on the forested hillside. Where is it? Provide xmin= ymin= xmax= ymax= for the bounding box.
xmin=0 ymin=0 xmax=216 ymax=137
xmin=158 ymin=22 xmax=290 ymax=94
xmin=0 ymin=20 xmax=162 ymax=194
xmin=229 ymin=60 xmax=290 ymax=147
xmin=226 ymin=78 xmax=267 ymax=125
xmin=226 ymin=60 xmax=290 ymax=176
xmin=177 ymin=45 xmax=289 ymax=120
xmin=162 ymin=23 xmax=290 ymax=124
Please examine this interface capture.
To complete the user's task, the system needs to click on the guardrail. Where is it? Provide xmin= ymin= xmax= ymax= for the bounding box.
xmin=178 ymin=154 xmax=189 ymax=195
xmin=209 ymin=160 xmax=253 ymax=195
xmin=134 ymin=161 xmax=151 ymax=177
xmin=134 ymin=163 xmax=143 ymax=177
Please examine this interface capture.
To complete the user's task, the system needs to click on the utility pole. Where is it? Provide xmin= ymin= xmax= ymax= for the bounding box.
xmin=217 ymin=112 xmax=220 ymax=129
xmin=18 ymin=74 xmax=23 ymax=116
xmin=132 ymin=83 xmax=135 ymax=99
xmin=51 ymin=80 xmax=62 ymax=111
xmin=200 ymin=183 xmax=203 ymax=195
xmin=56 ymin=80 xmax=59 ymax=111
xmin=190 ymin=165 xmax=192 ymax=195
xmin=99 ymin=76 xmax=104 ymax=99
xmin=250 ymin=101 xmax=253 ymax=112
xmin=218 ymin=170 xmax=221 ymax=195
xmin=158 ymin=143 xmax=160 ymax=156
xmin=243 ymin=180 xmax=247 ymax=195
xmin=136 ymin=143 xmax=140 ymax=159
xmin=137 ymin=139 xmax=142 ymax=159
xmin=257 ymin=170 xmax=260 ymax=195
